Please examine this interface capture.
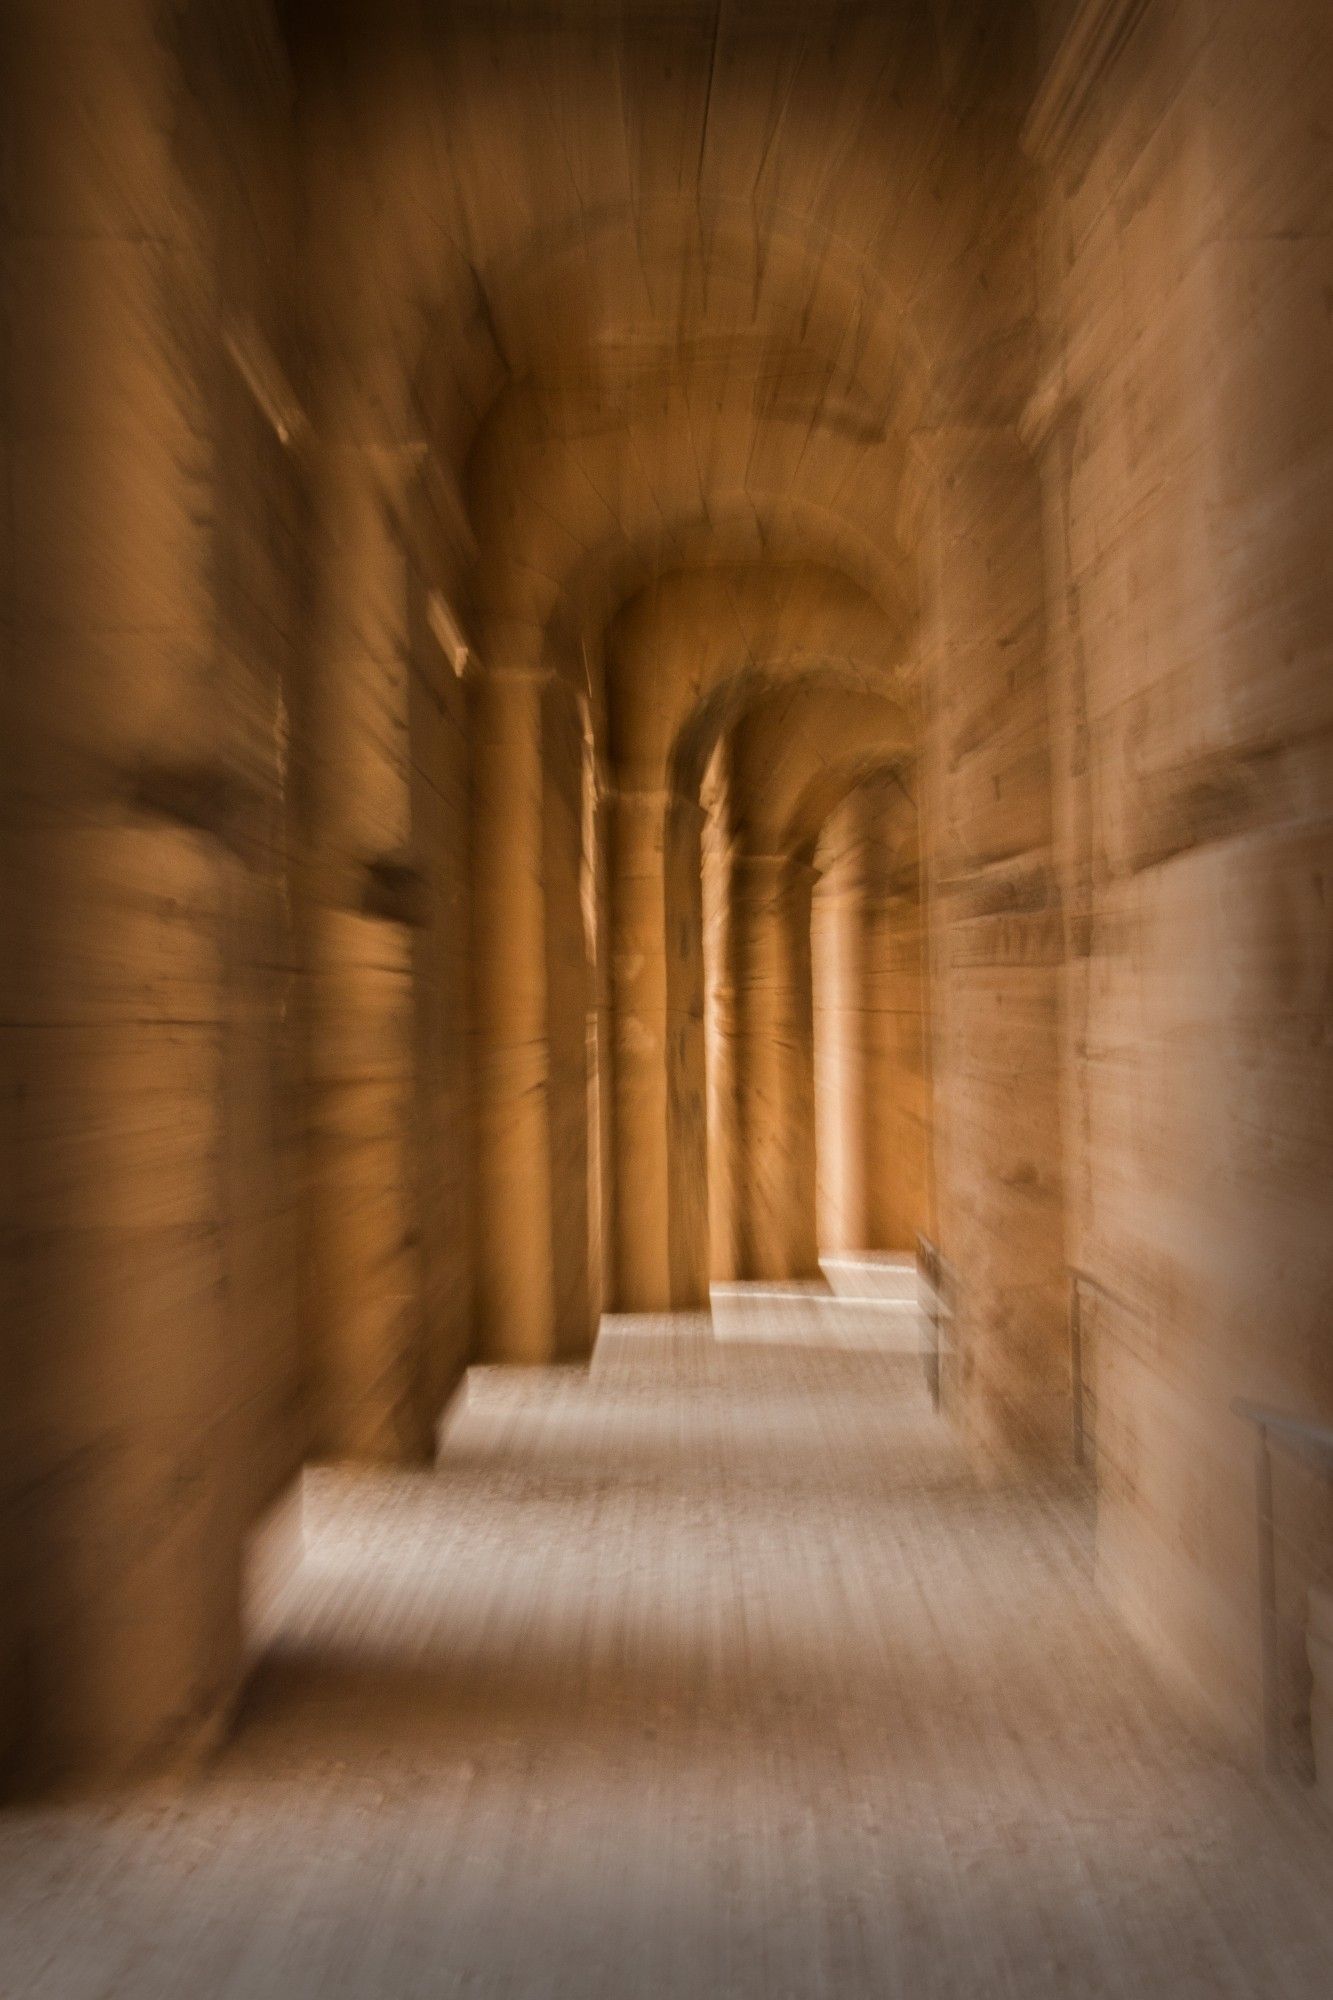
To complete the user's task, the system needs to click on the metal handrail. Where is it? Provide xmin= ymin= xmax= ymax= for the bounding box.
xmin=1066 ymin=1265 xmax=1147 ymax=1474
xmin=1233 ymin=1400 xmax=1333 ymax=1466
xmin=1067 ymin=1264 xmax=1140 ymax=1321
xmin=915 ymin=1234 xmax=955 ymax=1413
xmin=1067 ymin=1267 xmax=1115 ymax=1470
xmin=1067 ymin=1275 xmax=1089 ymax=1468
xmin=1233 ymin=1397 xmax=1333 ymax=1776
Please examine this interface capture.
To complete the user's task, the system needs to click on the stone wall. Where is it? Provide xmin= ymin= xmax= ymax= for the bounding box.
xmin=2 ymin=0 xmax=1329 ymax=1796
xmin=916 ymin=427 xmax=1072 ymax=1463
xmin=0 ymin=0 xmax=484 ymax=1787
xmin=405 ymin=515 xmax=475 ymax=1428
xmin=1031 ymin=0 xmax=1333 ymax=1739
xmin=0 ymin=0 xmax=310 ymax=1788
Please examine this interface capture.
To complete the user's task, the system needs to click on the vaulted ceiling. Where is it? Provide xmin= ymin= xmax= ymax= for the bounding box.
xmin=283 ymin=0 xmax=1041 ymax=778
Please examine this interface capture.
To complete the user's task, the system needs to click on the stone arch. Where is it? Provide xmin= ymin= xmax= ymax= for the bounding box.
xmin=708 ymin=678 xmax=917 ymax=1280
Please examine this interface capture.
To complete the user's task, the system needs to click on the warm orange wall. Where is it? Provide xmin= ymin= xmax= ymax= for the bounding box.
xmin=1035 ymin=0 xmax=1333 ymax=1739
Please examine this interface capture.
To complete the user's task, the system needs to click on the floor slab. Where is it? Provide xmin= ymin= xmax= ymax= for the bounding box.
xmin=2 ymin=1298 xmax=1331 ymax=1997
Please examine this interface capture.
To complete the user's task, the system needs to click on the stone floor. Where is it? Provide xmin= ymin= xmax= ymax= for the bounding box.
xmin=3 ymin=1292 xmax=1332 ymax=1997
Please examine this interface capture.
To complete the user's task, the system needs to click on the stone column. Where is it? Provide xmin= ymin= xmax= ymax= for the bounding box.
xmin=472 ymin=670 xmax=595 ymax=1363
xmin=730 ymin=853 xmax=821 ymax=1281
xmin=812 ymin=794 xmax=870 ymax=1255
xmin=2 ymin=0 xmax=249 ymax=1785
xmin=402 ymin=491 xmax=478 ymax=1428
xmin=784 ymin=862 xmax=820 ymax=1279
xmin=607 ymin=785 xmax=710 ymax=1309
xmin=303 ymin=379 xmax=430 ymax=1463
xmin=859 ymin=776 xmax=929 ymax=1252
xmin=1021 ymin=399 xmax=1095 ymax=1288
xmin=588 ymin=778 xmax=616 ymax=1318
xmin=913 ymin=425 xmax=1070 ymax=1460
xmin=542 ymin=676 xmax=597 ymax=1352
xmin=701 ymin=744 xmax=740 ymax=1281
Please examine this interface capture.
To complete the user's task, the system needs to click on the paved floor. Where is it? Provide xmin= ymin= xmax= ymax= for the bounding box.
xmin=3 ymin=1294 xmax=1332 ymax=1997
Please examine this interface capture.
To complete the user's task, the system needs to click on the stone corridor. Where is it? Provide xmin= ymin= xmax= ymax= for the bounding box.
xmin=3 ymin=1289 xmax=1330 ymax=1999
xmin=3 ymin=1 xmax=1333 ymax=1983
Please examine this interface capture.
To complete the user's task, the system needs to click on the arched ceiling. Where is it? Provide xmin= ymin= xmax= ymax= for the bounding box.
xmin=602 ymin=561 xmax=906 ymax=788
xmin=467 ymin=376 xmax=906 ymax=659
xmin=285 ymin=0 xmax=1040 ymax=765
xmin=725 ymin=678 xmax=914 ymax=858
xmin=290 ymin=0 xmax=1040 ymax=450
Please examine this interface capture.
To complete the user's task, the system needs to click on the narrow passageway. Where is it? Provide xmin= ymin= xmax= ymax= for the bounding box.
xmin=4 ymin=1292 xmax=1330 ymax=1999
xmin=2 ymin=5 xmax=1331 ymax=1985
